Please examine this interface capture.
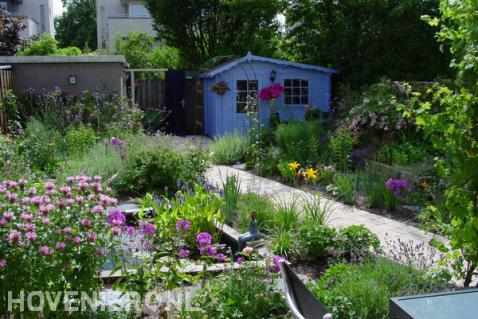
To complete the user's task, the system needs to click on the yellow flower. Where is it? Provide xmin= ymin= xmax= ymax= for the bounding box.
xmin=303 ymin=168 xmax=318 ymax=181
xmin=288 ymin=162 xmax=300 ymax=171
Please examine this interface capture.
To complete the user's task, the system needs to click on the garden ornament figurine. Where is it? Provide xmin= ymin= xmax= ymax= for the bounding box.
xmin=238 ymin=210 xmax=262 ymax=251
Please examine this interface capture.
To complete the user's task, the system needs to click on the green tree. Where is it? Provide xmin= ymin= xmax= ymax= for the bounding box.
xmin=145 ymin=0 xmax=281 ymax=69
xmin=115 ymin=32 xmax=181 ymax=69
xmin=55 ymin=0 xmax=97 ymax=51
xmin=410 ymin=0 xmax=478 ymax=287
xmin=283 ymin=0 xmax=450 ymax=87
xmin=16 ymin=34 xmax=82 ymax=56
xmin=0 ymin=7 xmax=25 ymax=55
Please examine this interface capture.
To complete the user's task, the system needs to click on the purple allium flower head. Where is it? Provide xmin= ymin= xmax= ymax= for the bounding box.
xmin=196 ymin=232 xmax=212 ymax=246
xmin=176 ymin=218 xmax=191 ymax=232
xmin=385 ymin=178 xmax=411 ymax=197
xmin=111 ymin=137 xmax=124 ymax=147
xmin=199 ymin=244 xmax=216 ymax=257
xmin=216 ymin=253 xmax=227 ymax=262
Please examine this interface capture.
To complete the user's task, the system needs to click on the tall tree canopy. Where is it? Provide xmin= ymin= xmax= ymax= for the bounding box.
xmin=145 ymin=0 xmax=281 ymax=69
xmin=55 ymin=0 xmax=97 ymax=51
xmin=0 ymin=8 xmax=25 ymax=56
xmin=283 ymin=0 xmax=450 ymax=87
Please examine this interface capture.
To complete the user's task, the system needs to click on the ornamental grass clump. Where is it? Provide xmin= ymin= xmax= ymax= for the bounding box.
xmin=0 ymin=176 xmax=124 ymax=317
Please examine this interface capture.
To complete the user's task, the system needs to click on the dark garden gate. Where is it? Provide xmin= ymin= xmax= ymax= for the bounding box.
xmin=127 ymin=69 xmax=203 ymax=136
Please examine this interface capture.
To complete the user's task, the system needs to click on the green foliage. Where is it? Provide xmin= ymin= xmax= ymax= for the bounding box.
xmin=145 ymin=0 xmax=281 ymax=68
xmin=115 ymin=32 xmax=181 ymax=70
xmin=0 ymin=8 xmax=25 ymax=56
xmin=337 ymin=225 xmax=380 ymax=261
xmin=272 ymin=198 xmax=299 ymax=232
xmin=237 ymin=193 xmax=275 ymax=234
xmin=17 ymin=34 xmax=82 ymax=56
xmin=54 ymin=0 xmax=97 ymax=50
xmin=268 ymin=227 xmax=299 ymax=259
xmin=375 ymin=143 xmax=429 ymax=166
xmin=410 ymin=0 xmax=478 ymax=286
xmin=310 ymin=258 xmax=443 ymax=319
xmin=114 ymin=136 xmax=208 ymax=196
xmin=19 ymin=119 xmax=64 ymax=174
xmin=277 ymin=160 xmax=296 ymax=183
xmin=333 ymin=173 xmax=357 ymax=204
xmin=60 ymin=142 xmax=123 ymax=182
xmin=302 ymin=193 xmax=331 ymax=226
xmin=185 ymin=266 xmax=287 ymax=319
xmin=298 ymin=223 xmax=337 ymax=260
xmin=210 ymin=132 xmax=248 ymax=165
xmin=65 ymin=124 xmax=97 ymax=156
xmin=276 ymin=120 xmax=325 ymax=165
xmin=329 ymin=129 xmax=354 ymax=171
xmin=283 ymin=1 xmax=450 ymax=87
xmin=0 ymin=134 xmax=32 ymax=180
xmin=222 ymin=174 xmax=241 ymax=223
xmin=304 ymin=107 xmax=322 ymax=121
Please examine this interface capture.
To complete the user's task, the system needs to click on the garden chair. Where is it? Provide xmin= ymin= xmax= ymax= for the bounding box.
xmin=279 ymin=260 xmax=333 ymax=319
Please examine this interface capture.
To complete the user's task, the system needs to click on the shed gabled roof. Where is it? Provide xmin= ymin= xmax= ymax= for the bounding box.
xmin=199 ymin=52 xmax=338 ymax=78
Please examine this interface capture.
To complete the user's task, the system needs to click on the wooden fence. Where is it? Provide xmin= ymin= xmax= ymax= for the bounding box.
xmin=0 ymin=67 xmax=14 ymax=134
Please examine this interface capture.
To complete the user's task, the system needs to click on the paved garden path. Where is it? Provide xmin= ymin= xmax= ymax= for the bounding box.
xmin=206 ymin=165 xmax=448 ymax=265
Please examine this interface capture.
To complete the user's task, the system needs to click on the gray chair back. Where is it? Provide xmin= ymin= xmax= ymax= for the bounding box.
xmin=279 ymin=260 xmax=333 ymax=319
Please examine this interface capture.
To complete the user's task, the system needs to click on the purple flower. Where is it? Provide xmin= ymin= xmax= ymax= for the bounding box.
xmin=3 ymin=211 xmax=14 ymax=221
xmin=95 ymin=248 xmax=104 ymax=256
xmin=87 ymin=231 xmax=97 ymax=242
xmin=176 ymin=218 xmax=191 ymax=232
xmin=216 ymin=253 xmax=227 ymax=262
xmin=196 ymin=232 xmax=212 ymax=246
xmin=81 ymin=219 xmax=92 ymax=228
xmin=111 ymin=137 xmax=124 ymax=147
xmin=26 ymin=231 xmax=37 ymax=242
xmin=199 ymin=244 xmax=216 ymax=257
xmin=39 ymin=246 xmax=54 ymax=256
xmin=385 ymin=178 xmax=411 ymax=197
xmin=236 ymin=257 xmax=244 ymax=265
xmin=139 ymin=221 xmax=156 ymax=236
xmin=179 ymin=248 xmax=190 ymax=259
xmin=0 ymin=259 xmax=6 ymax=268
xmin=108 ymin=209 xmax=126 ymax=226
xmin=56 ymin=242 xmax=66 ymax=251
xmin=126 ymin=226 xmax=135 ymax=235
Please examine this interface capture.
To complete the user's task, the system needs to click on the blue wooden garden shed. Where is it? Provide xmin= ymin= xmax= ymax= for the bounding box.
xmin=199 ymin=53 xmax=338 ymax=137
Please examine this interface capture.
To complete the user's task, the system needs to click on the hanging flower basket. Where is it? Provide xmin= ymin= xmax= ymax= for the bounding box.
xmin=211 ymin=81 xmax=230 ymax=96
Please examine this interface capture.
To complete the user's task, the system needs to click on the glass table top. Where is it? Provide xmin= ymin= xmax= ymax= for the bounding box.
xmin=392 ymin=289 xmax=478 ymax=319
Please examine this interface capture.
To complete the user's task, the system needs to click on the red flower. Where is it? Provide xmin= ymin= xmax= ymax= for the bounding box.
xmin=259 ymin=83 xmax=285 ymax=101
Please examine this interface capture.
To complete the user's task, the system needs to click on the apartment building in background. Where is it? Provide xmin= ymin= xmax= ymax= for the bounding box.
xmin=0 ymin=0 xmax=54 ymax=38
xmin=96 ymin=0 xmax=156 ymax=51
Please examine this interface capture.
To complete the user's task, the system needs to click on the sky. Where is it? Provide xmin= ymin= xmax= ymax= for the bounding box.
xmin=52 ymin=0 xmax=65 ymax=17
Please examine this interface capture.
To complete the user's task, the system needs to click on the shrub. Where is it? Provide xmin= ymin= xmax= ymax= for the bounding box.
xmin=272 ymin=198 xmax=300 ymax=231
xmin=0 ymin=177 xmax=122 ymax=317
xmin=211 ymin=133 xmax=248 ymax=165
xmin=185 ymin=266 xmax=287 ymax=318
xmin=268 ymin=228 xmax=300 ymax=259
xmin=237 ymin=193 xmax=275 ymax=233
xmin=0 ymin=134 xmax=32 ymax=180
xmin=337 ymin=225 xmax=380 ymax=261
xmin=65 ymin=124 xmax=97 ymax=156
xmin=275 ymin=120 xmax=325 ymax=164
xmin=277 ymin=160 xmax=297 ymax=183
xmin=114 ymin=135 xmax=208 ymax=196
xmin=19 ymin=118 xmax=64 ymax=174
xmin=310 ymin=258 xmax=444 ymax=319
xmin=330 ymin=128 xmax=354 ymax=171
xmin=298 ymin=223 xmax=337 ymax=260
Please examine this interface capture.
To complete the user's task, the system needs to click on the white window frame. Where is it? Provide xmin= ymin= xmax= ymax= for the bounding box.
xmin=235 ymin=79 xmax=258 ymax=113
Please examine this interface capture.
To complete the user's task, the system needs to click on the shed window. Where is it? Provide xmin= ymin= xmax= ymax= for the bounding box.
xmin=236 ymin=80 xmax=258 ymax=113
xmin=284 ymin=79 xmax=309 ymax=105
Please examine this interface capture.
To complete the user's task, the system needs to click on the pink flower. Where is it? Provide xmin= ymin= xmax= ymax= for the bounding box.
xmin=269 ymin=83 xmax=284 ymax=98
xmin=6 ymin=192 xmax=17 ymax=203
xmin=21 ymin=197 xmax=31 ymax=204
xmin=95 ymin=248 xmax=104 ymax=256
xmin=45 ymin=189 xmax=56 ymax=196
xmin=64 ymin=198 xmax=74 ymax=206
xmin=60 ymin=186 xmax=71 ymax=195
xmin=94 ymin=176 xmax=102 ymax=182
xmin=56 ymin=242 xmax=66 ymax=251
xmin=64 ymin=227 xmax=72 ymax=235
xmin=91 ymin=182 xmax=102 ymax=192
xmin=22 ymin=223 xmax=35 ymax=232
xmin=77 ymin=182 xmax=89 ymax=191
xmin=87 ymin=194 xmax=96 ymax=201
xmin=26 ymin=231 xmax=37 ymax=242
xmin=20 ymin=213 xmax=32 ymax=221
xmin=7 ymin=230 xmax=22 ymax=244
xmin=31 ymin=196 xmax=43 ymax=205
xmin=87 ymin=231 xmax=97 ymax=242
xmin=45 ymin=181 xmax=56 ymax=190
xmin=18 ymin=179 xmax=28 ymax=187
xmin=72 ymin=236 xmax=81 ymax=245
xmin=39 ymin=246 xmax=54 ymax=256
xmin=0 ymin=259 xmax=6 ymax=268
xmin=111 ymin=226 xmax=121 ymax=235
xmin=81 ymin=219 xmax=91 ymax=228
xmin=39 ymin=204 xmax=54 ymax=214
xmin=66 ymin=176 xmax=75 ymax=183
xmin=0 ymin=219 xmax=6 ymax=227
xmin=42 ymin=217 xmax=50 ymax=225
xmin=3 ymin=211 xmax=14 ymax=221
xmin=75 ymin=196 xmax=84 ymax=205
xmin=91 ymin=205 xmax=104 ymax=214
xmin=29 ymin=187 xmax=37 ymax=195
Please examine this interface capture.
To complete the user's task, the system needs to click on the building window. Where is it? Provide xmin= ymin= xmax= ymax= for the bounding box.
xmin=284 ymin=79 xmax=309 ymax=105
xmin=129 ymin=4 xmax=150 ymax=17
xmin=236 ymin=80 xmax=258 ymax=113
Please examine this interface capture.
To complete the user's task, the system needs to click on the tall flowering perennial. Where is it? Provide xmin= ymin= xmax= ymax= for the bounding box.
xmin=385 ymin=178 xmax=411 ymax=197
xmin=0 ymin=176 xmax=122 ymax=315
